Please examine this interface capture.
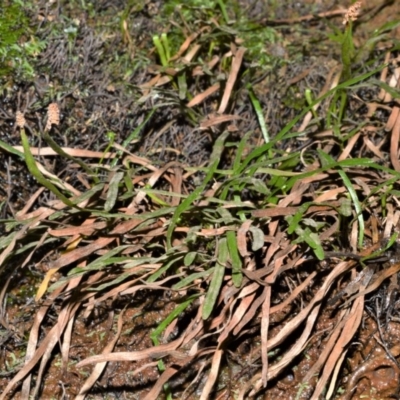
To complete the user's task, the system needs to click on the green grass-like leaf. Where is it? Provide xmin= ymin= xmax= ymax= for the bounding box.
xmin=226 ymin=230 xmax=242 ymax=287
xmin=172 ymin=269 xmax=214 ymax=290
xmin=151 ymin=294 xmax=199 ymax=342
xmin=338 ymin=169 xmax=364 ymax=248
xmin=248 ymin=83 xmax=270 ymax=145
xmin=317 ymin=150 xmax=365 ymax=248
xmin=0 ymin=139 xmax=24 ymax=158
xmin=104 ymin=171 xmax=124 ymax=212
xmin=43 ymin=131 xmax=96 ymax=182
xmin=166 ymin=130 xmax=230 ymax=249
xmin=203 ymin=237 xmax=228 ymax=320
xmin=20 ymin=128 xmax=76 ymax=208
xmin=111 ymin=108 xmax=156 ymax=167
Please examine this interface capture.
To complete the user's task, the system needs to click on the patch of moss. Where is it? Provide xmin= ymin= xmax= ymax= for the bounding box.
xmin=0 ymin=0 xmax=46 ymax=81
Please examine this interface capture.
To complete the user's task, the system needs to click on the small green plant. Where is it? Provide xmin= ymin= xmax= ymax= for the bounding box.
xmin=324 ymin=1 xmax=362 ymax=128
xmin=4 ymin=350 xmax=25 ymax=373
xmin=0 ymin=0 xmax=45 ymax=81
xmin=158 ymin=0 xmax=281 ymax=71
xmin=2 ymin=1 xmax=400 ymax=399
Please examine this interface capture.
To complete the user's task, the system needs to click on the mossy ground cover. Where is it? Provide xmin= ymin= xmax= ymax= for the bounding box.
xmin=1 ymin=0 xmax=400 ymax=399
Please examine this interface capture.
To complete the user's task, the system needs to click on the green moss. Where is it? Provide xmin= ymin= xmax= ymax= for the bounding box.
xmin=0 ymin=0 xmax=46 ymax=81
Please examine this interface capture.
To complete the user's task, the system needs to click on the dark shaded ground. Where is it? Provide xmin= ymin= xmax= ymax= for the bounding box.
xmin=2 ymin=0 xmax=400 ymax=399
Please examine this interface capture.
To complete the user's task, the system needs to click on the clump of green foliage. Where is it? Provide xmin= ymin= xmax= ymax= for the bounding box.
xmin=0 ymin=0 xmax=45 ymax=81
xmin=3 ymin=1 xmax=400 ymax=399
xmin=158 ymin=0 xmax=282 ymax=71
